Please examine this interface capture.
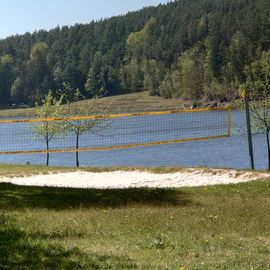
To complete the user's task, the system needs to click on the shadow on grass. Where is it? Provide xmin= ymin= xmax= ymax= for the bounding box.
xmin=0 ymin=214 xmax=137 ymax=270
xmin=0 ymin=183 xmax=191 ymax=210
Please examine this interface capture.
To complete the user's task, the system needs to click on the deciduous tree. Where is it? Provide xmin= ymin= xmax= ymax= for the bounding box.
xmin=64 ymin=101 xmax=112 ymax=167
xmin=244 ymin=51 xmax=270 ymax=169
xmin=30 ymin=91 xmax=63 ymax=166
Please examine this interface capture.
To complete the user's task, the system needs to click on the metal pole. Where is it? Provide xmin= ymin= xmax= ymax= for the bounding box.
xmin=244 ymin=93 xmax=255 ymax=170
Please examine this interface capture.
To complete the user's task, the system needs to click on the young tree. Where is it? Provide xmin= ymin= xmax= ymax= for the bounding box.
xmin=244 ymin=51 xmax=270 ymax=169
xmin=64 ymin=101 xmax=112 ymax=167
xmin=30 ymin=91 xmax=63 ymax=166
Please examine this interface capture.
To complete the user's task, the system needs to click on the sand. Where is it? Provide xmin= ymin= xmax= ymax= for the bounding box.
xmin=0 ymin=168 xmax=269 ymax=189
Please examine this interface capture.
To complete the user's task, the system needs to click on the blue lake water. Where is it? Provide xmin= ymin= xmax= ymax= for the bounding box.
xmin=0 ymin=110 xmax=267 ymax=170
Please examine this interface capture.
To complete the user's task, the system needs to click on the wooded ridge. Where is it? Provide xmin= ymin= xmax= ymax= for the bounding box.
xmin=0 ymin=0 xmax=269 ymax=106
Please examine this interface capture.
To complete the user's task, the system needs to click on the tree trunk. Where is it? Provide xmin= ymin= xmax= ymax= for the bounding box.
xmin=46 ymin=139 xmax=49 ymax=166
xmin=267 ymin=131 xmax=270 ymax=170
xmin=76 ymin=133 xmax=79 ymax=167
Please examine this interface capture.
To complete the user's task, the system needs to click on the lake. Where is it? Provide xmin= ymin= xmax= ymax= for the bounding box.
xmin=0 ymin=110 xmax=267 ymax=170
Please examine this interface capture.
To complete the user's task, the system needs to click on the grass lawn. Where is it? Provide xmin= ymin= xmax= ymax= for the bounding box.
xmin=0 ymin=92 xmax=192 ymax=118
xmin=0 ymin=166 xmax=269 ymax=269
xmin=0 ymin=164 xmax=189 ymax=178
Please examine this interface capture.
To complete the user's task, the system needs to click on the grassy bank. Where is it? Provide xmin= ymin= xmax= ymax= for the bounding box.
xmin=0 ymin=164 xmax=189 ymax=177
xmin=0 ymin=92 xmax=194 ymax=118
xmin=0 ymin=173 xmax=269 ymax=269
xmin=0 ymin=164 xmax=76 ymax=177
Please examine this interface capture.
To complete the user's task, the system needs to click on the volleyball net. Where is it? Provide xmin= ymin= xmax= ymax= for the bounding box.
xmin=0 ymin=107 xmax=231 ymax=155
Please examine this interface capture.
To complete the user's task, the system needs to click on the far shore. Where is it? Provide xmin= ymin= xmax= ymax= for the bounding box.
xmin=0 ymin=91 xmax=234 ymax=118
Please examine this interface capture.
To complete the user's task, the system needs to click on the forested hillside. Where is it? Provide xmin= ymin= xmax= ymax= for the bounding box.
xmin=0 ymin=0 xmax=269 ymax=106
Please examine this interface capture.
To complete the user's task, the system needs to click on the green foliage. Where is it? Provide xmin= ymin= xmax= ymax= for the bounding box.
xmin=0 ymin=55 xmax=14 ymax=105
xmin=30 ymin=91 xmax=63 ymax=165
xmin=228 ymin=31 xmax=251 ymax=82
xmin=142 ymin=59 xmax=164 ymax=95
xmin=120 ymin=59 xmax=143 ymax=90
xmin=84 ymin=52 xmax=120 ymax=98
xmin=57 ymin=82 xmax=82 ymax=113
xmin=28 ymin=42 xmax=51 ymax=103
xmin=158 ymin=72 xmax=175 ymax=99
xmin=245 ymin=51 xmax=270 ymax=98
xmin=159 ymin=47 xmax=204 ymax=99
xmin=203 ymin=80 xmax=229 ymax=101
xmin=177 ymin=49 xmax=204 ymax=99
xmin=84 ymin=52 xmax=105 ymax=97
xmin=0 ymin=0 xmax=270 ymax=104
xmin=243 ymin=50 xmax=270 ymax=169
xmin=122 ymin=18 xmax=157 ymax=91
xmin=125 ymin=17 xmax=156 ymax=62
xmin=64 ymin=101 xmax=112 ymax=167
xmin=10 ymin=77 xmax=24 ymax=104
xmin=34 ymin=90 xmax=63 ymax=119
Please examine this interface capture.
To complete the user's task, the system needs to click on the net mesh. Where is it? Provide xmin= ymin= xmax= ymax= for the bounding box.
xmin=0 ymin=107 xmax=230 ymax=154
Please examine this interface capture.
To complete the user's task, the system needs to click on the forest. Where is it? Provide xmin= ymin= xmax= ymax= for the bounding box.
xmin=0 ymin=0 xmax=269 ymax=107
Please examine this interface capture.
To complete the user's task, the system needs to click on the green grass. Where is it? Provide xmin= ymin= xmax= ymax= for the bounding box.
xmin=0 ymin=92 xmax=192 ymax=118
xmin=0 ymin=167 xmax=269 ymax=269
xmin=0 ymin=164 xmax=192 ymax=178
xmin=0 ymin=164 xmax=77 ymax=177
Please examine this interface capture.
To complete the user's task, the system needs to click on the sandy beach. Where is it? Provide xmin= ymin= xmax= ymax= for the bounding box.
xmin=0 ymin=168 xmax=269 ymax=189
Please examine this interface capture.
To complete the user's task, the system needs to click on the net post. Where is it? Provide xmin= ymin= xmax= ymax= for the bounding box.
xmin=242 ymin=89 xmax=255 ymax=170
xmin=227 ymin=107 xmax=231 ymax=137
